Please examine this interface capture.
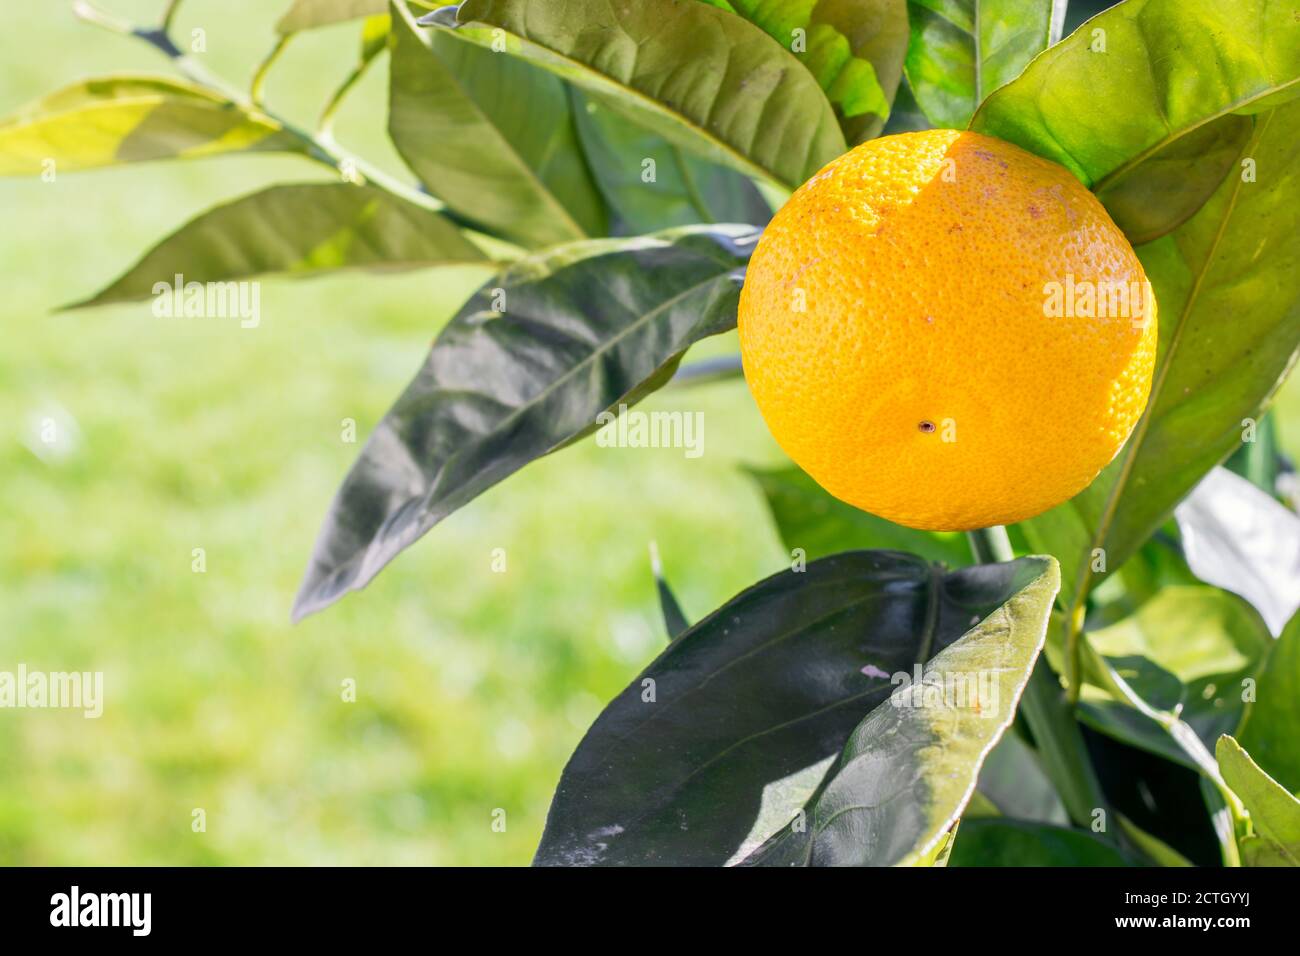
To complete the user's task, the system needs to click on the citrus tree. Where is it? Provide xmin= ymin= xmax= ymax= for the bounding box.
xmin=7 ymin=0 xmax=1298 ymax=867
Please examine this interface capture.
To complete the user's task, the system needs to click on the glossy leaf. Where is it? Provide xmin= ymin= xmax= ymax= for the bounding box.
xmin=749 ymin=465 xmax=970 ymax=566
xmin=294 ymin=224 xmax=759 ymax=619
xmin=905 ymin=0 xmax=1066 ymax=129
xmin=1019 ymin=98 xmax=1300 ymax=614
xmin=971 ymin=0 xmax=1300 ymax=243
xmin=0 ymin=75 xmax=304 ymax=175
xmin=388 ymin=0 xmax=605 ymax=247
xmin=533 ymin=552 xmax=1057 ymax=866
xmin=426 ymin=0 xmax=847 ymax=190
xmin=1217 ymin=734 xmax=1300 ymax=866
xmin=278 ymin=0 xmax=389 ymax=32
xmin=70 ymin=183 xmax=488 ymax=308
xmin=1239 ymin=611 xmax=1300 ymax=794
xmin=741 ymin=556 xmax=1059 ymax=866
xmin=949 ymin=819 xmax=1139 ymax=866
xmin=1057 ymin=587 xmax=1271 ymax=769
xmin=1175 ymin=467 xmax=1300 ymax=636
xmin=570 ymin=90 xmax=771 ymax=234
xmin=700 ymin=0 xmax=909 ymax=145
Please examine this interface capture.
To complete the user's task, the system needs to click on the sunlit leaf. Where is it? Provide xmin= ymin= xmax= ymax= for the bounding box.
xmin=1217 ymin=734 xmax=1300 ymax=866
xmin=388 ymin=0 xmax=606 ymax=247
xmin=425 ymin=0 xmax=847 ymax=190
xmin=905 ymin=0 xmax=1067 ymax=128
xmin=1175 ymin=467 xmax=1300 ymax=637
xmin=68 ymin=183 xmax=489 ymax=309
xmin=0 ymin=75 xmax=305 ymax=175
xmin=1239 ymin=610 xmax=1300 ymax=794
xmin=531 ymin=552 xmax=1057 ymax=866
xmin=700 ymin=0 xmax=909 ymax=145
xmin=971 ymin=0 xmax=1300 ymax=243
xmin=1018 ymin=98 xmax=1300 ymax=614
xmin=741 ymin=556 xmax=1058 ymax=866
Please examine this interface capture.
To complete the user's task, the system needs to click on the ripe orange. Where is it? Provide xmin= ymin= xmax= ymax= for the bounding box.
xmin=738 ymin=129 xmax=1157 ymax=531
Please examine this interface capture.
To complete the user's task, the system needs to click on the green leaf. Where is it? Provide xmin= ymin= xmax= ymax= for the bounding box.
xmin=1225 ymin=411 xmax=1283 ymax=497
xmin=1061 ymin=587 xmax=1270 ymax=769
xmin=740 ymin=556 xmax=1059 ymax=866
xmin=0 ymin=75 xmax=305 ymax=175
xmin=749 ymin=465 xmax=970 ymax=566
xmin=1217 ymin=734 xmax=1300 ymax=866
xmin=975 ymin=731 xmax=1069 ymax=825
xmin=649 ymin=543 xmax=691 ymax=640
xmin=387 ymin=0 xmax=605 ymax=247
xmin=427 ymin=0 xmax=847 ymax=190
xmin=905 ymin=0 xmax=1067 ymax=129
xmin=971 ymin=0 xmax=1300 ymax=243
xmin=1116 ymin=812 xmax=1195 ymax=866
xmin=949 ymin=819 xmax=1140 ymax=866
xmin=1239 ymin=610 xmax=1300 ymax=794
xmin=67 ymin=183 xmax=488 ymax=309
xmin=294 ymin=224 xmax=759 ymax=619
xmin=1175 ymin=468 xmax=1300 ymax=636
xmin=699 ymin=0 xmax=909 ymax=145
xmin=570 ymin=90 xmax=771 ymax=234
xmin=530 ymin=551 xmax=1057 ymax=866
xmin=1019 ymin=98 xmax=1300 ymax=614
xmin=278 ymin=0 xmax=390 ymax=32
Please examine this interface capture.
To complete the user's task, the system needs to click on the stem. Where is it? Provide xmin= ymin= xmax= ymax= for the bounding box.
xmin=74 ymin=1 xmax=447 ymax=217
xmin=1064 ymin=600 xmax=1085 ymax=706
xmin=251 ymin=35 xmax=291 ymax=109
xmin=968 ymin=526 xmax=1115 ymax=837
xmin=161 ymin=0 xmax=184 ymax=33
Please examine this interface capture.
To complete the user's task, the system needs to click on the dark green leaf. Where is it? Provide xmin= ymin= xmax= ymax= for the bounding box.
xmin=905 ymin=0 xmax=1067 ymax=129
xmin=1217 ymin=734 xmax=1300 ymax=866
xmin=69 ymin=183 xmax=488 ymax=308
xmin=427 ymin=0 xmax=847 ymax=190
xmin=1056 ymin=587 xmax=1271 ymax=769
xmin=1019 ymin=98 xmax=1300 ymax=613
xmin=749 ymin=465 xmax=970 ymax=565
xmin=1239 ymin=610 xmax=1300 ymax=794
xmin=0 ymin=75 xmax=305 ymax=175
xmin=388 ymin=0 xmax=605 ymax=247
xmin=700 ymin=0 xmax=909 ymax=145
xmin=294 ymin=224 xmax=759 ymax=619
xmin=570 ymin=90 xmax=771 ymax=234
xmin=741 ymin=556 xmax=1059 ymax=866
xmin=949 ymin=819 xmax=1140 ymax=866
xmin=975 ymin=731 xmax=1069 ymax=825
xmin=971 ymin=0 xmax=1300 ymax=243
xmin=1175 ymin=467 xmax=1300 ymax=636
xmin=649 ymin=543 xmax=691 ymax=640
xmin=532 ymin=551 xmax=1056 ymax=866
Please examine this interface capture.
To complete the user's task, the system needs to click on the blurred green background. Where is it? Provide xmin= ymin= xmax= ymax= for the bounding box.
xmin=0 ymin=0 xmax=790 ymax=864
xmin=3 ymin=1 xmax=1299 ymax=866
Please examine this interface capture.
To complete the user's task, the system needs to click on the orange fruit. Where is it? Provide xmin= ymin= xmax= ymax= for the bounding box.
xmin=738 ymin=129 xmax=1157 ymax=531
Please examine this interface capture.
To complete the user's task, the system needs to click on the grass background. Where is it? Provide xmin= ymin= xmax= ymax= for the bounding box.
xmin=2 ymin=0 xmax=1297 ymax=865
xmin=0 ymin=0 xmax=789 ymax=864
